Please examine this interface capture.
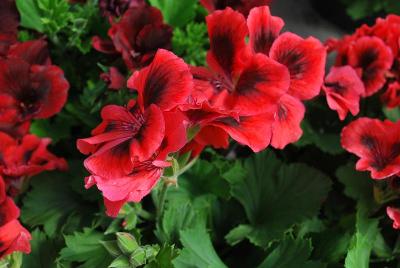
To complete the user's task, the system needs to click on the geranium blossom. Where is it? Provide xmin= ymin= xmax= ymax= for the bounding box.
xmin=189 ymin=7 xmax=292 ymax=151
xmin=0 ymin=132 xmax=67 ymax=179
xmin=0 ymin=59 xmax=69 ymax=123
xmin=323 ymin=66 xmax=365 ymax=120
xmin=92 ymin=4 xmax=172 ymax=70
xmin=78 ymin=49 xmax=191 ymax=215
xmin=341 ymin=118 xmax=400 ymax=179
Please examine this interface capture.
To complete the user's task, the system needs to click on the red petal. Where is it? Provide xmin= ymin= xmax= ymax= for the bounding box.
xmin=8 ymin=40 xmax=51 ymax=65
xmin=100 ymin=67 xmax=126 ymax=90
xmin=387 ymin=206 xmax=400 ymax=229
xmin=31 ymin=65 xmax=69 ymax=119
xmin=158 ymin=110 xmax=188 ymax=159
xmin=271 ymin=94 xmax=305 ymax=149
xmin=130 ymin=104 xmax=165 ymax=162
xmin=92 ymin=36 xmax=117 ymax=54
xmin=103 ymin=198 xmax=126 ymax=217
xmin=128 ymin=49 xmax=193 ymax=111
xmin=211 ymin=113 xmax=274 ymax=152
xmin=382 ymin=82 xmax=400 ymax=108
xmin=0 ymin=197 xmax=20 ymax=225
xmin=84 ymin=138 xmax=134 ymax=178
xmin=247 ymin=6 xmax=284 ymax=55
xmin=225 ymin=53 xmax=290 ymax=115
xmin=95 ymin=167 xmax=161 ymax=203
xmin=195 ymin=125 xmax=230 ymax=149
xmin=179 ymin=140 xmax=205 ymax=160
xmin=206 ymin=8 xmax=248 ymax=78
xmin=270 ymin=32 xmax=327 ymax=100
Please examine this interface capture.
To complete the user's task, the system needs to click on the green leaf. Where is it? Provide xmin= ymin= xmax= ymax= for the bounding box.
xmin=22 ymin=229 xmax=58 ymax=268
xmin=311 ymin=227 xmax=352 ymax=263
xmin=336 ymin=164 xmax=375 ymax=208
xmin=344 ymin=208 xmax=379 ymax=268
xmin=383 ymin=106 xmax=400 ymax=122
xmin=340 ymin=0 xmax=383 ymax=20
xmin=149 ymin=0 xmax=197 ymax=27
xmin=145 ymin=245 xmax=178 ymax=268
xmin=384 ymin=0 xmax=400 ymax=14
xmin=180 ymin=159 xmax=230 ymax=199
xmin=15 ymin=0 xmax=44 ymax=32
xmin=172 ymin=226 xmax=227 ymax=268
xmin=59 ymin=228 xmax=113 ymax=268
xmin=296 ymin=120 xmax=343 ymax=154
xmin=372 ymin=232 xmax=392 ymax=259
xmin=20 ymin=172 xmax=83 ymax=236
xmin=257 ymin=236 xmax=324 ymax=268
xmin=172 ymin=22 xmax=208 ymax=66
xmin=155 ymin=195 xmax=210 ymax=244
xmin=225 ymin=151 xmax=332 ymax=247
xmin=30 ymin=115 xmax=74 ymax=144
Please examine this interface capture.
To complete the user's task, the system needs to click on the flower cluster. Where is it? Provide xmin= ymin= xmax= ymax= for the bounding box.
xmin=324 ymin=15 xmax=400 ymax=119
xmin=78 ymin=6 xmax=326 ymax=216
xmin=0 ymin=0 xmax=69 ymax=258
xmin=335 ymin=15 xmax=400 ymax=230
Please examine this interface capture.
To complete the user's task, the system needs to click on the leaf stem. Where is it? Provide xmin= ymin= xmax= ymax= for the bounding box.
xmin=156 ymin=180 xmax=169 ymax=222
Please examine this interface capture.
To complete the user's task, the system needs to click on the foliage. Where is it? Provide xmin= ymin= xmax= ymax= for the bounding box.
xmin=341 ymin=0 xmax=400 ymax=20
xmin=4 ymin=0 xmax=400 ymax=267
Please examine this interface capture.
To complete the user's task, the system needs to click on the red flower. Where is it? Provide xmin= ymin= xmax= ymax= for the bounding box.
xmin=83 ymin=109 xmax=187 ymax=217
xmin=341 ymin=118 xmax=400 ymax=179
xmin=355 ymin=15 xmax=400 ymax=58
xmin=201 ymin=8 xmax=290 ymax=115
xmin=382 ymin=82 xmax=400 ymax=108
xmin=247 ymin=6 xmax=284 ymax=55
xmin=78 ymin=50 xmax=192 ymax=215
xmin=0 ymin=177 xmax=31 ymax=258
xmin=347 ymin=36 xmax=393 ymax=96
xmin=0 ymin=220 xmax=31 ymax=258
xmin=270 ymin=94 xmax=305 ymax=149
xmin=99 ymin=0 xmax=145 ymax=17
xmin=0 ymin=59 xmax=69 ymax=123
xmin=93 ymin=5 xmax=172 ymax=70
xmin=387 ymin=206 xmax=400 ymax=229
xmin=0 ymin=132 xmax=67 ymax=180
xmin=100 ymin=67 xmax=126 ymax=90
xmin=322 ymin=66 xmax=365 ymax=120
xmin=200 ymin=0 xmax=272 ymax=17
xmin=269 ymin=32 xmax=327 ymax=100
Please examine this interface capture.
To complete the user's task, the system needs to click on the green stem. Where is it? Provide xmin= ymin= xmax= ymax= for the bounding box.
xmin=155 ymin=157 xmax=198 ymax=222
xmin=156 ymin=181 xmax=169 ymax=222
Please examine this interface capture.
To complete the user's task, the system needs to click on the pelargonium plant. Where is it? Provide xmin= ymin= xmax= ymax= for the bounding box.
xmin=1 ymin=0 xmax=400 ymax=267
